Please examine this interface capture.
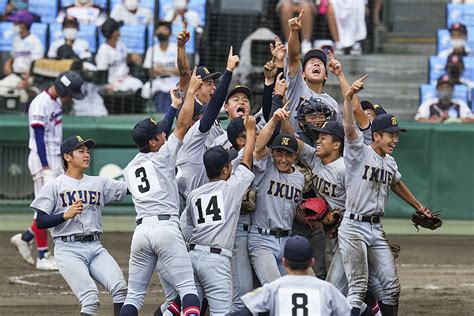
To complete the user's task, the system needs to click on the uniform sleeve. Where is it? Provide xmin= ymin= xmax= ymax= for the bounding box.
xmin=181 ymin=122 xmax=210 ymax=162
xmin=95 ymin=45 xmax=109 ymax=70
xmin=30 ymin=182 xmax=57 ymax=214
xmin=457 ymin=100 xmax=474 ymax=118
xmin=360 ymin=124 xmax=373 ymax=146
xmin=328 ymin=284 xmax=352 ymax=316
xmin=143 ymin=46 xmax=152 ymax=69
xmin=102 ymin=178 xmax=128 ymax=203
xmin=29 ymin=100 xmax=47 ymax=127
xmin=165 ymin=133 xmax=184 ymax=162
xmin=226 ymin=165 xmax=255 ymax=199
xmin=253 ymin=153 xmax=271 ymax=173
xmin=414 ymin=100 xmax=433 ymax=120
xmin=299 ymin=143 xmax=317 ymax=167
xmin=241 ymin=284 xmax=273 ymax=313
xmin=285 ymin=59 xmax=305 ymax=113
xmin=343 ymin=125 xmax=365 ymax=167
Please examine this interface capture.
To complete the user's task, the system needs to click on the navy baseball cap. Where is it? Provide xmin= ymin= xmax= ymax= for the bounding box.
xmin=449 ymin=23 xmax=467 ymax=35
xmin=132 ymin=118 xmax=168 ymax=147
xmin=361 ymin=100 xmax=387 ymax=116
xmin=176 ymin=99 xmax=206 ymax=120
xmin=302 ymin=49 xmax=327 ymax=70
xmin=55 ymin=71 xmax=85 ymax=100
xmin=7 ymin=9 xmax=34 ymax=27
xmin=101 ymin=18 xmax=123 ymax=38
xmin=310 ymin=121 xmax=345 ymax=140
xmin=227 ymin=116 xmax=245 ymax=148
xmin=284 ymin=236 xmax=312 ymax=262
xmin=203 ymin=145 xmax=238 ymax=174
xmin=436 ymin=74 xmax=454 ymax=88
xmin=371 ymin=114 xmax=407 ymax=133
xmin=196 ymin=66 xmax=221 ymax=81
xmin=226 ymin=85 xmax=252 ymax=103
xmin=270 ymin=133 xmax=298 ymax=154
xmin=61 ymin=135 xmax=95 ymax=156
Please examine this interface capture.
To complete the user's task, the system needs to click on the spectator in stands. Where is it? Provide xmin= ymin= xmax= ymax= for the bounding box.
xmin=47 ymin=16 xmax=91 ymax=60
xmin=141 ymin=20 xmax=179 ymax=112
xmin=438 ymin=23 xmax=473 ymax=58
xmin=1 ymin=0 xmax=42 ymax=22
xmin=277 ymin=1 xmax=315 ymax=54
xmin=331 ymin=0 xmax=367 ymax=55
xmin=0 ymin=10 xmax=44 ymax=104
xmin=163 ymin=0 xmax=202 ymax=32
xmin=110 ymin=0 xmax=153 ymax=25
xmin=415 ymin=74 xmax=474 ymax=123
xmin=446 ymin=54 xmax=474 ymax=90
xmin=56 ymin=0 xmax=107 ymax=26
xmin=95 ymin=18 xmax=143 ymax=93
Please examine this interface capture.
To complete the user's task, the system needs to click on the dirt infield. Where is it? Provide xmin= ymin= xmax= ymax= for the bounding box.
xmin=0 ymin=232 xmax=473 ymax=315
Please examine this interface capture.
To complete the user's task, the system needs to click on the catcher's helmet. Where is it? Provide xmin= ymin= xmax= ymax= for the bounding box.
xmin=296 ymin=97 xmax=335 ymax=121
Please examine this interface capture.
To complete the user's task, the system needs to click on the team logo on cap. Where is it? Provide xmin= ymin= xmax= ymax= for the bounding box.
xmin=203 ymin=67 xmax=210 ymax=75
xmin=374 ymin=104 xmax=380 ymax=109
xmin=391 ymin=117 xmax=398 ymax=126
xmin=61 ymin=75 xmax=71 ymax=87
xmin=281 ymin=137 xmax=290 ymax=146
xmin=76 ymin=136 xmax=84 ymax=142
xmin=150 ymin=118 xmax=157 ymax=125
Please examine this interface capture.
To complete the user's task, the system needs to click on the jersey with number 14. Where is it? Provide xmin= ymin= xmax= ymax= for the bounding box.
xmin=124 ymin=134 xmax=183 ymax=220
xmin=241 ymin=275 xmax=351 ymax=316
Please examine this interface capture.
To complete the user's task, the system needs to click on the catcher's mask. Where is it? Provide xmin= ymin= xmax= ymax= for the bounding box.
xmin=297 ymin=97 xmax=336 ymax=131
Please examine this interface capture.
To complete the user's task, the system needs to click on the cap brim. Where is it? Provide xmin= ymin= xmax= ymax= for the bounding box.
xmin=227 ymin=149 xmax=239 ymax=162
xmin=271 ymin=145 xmax=297 ymax=154
xmin=74 ymin=139 xmax=96 ymax=151
xmin=70 ymin=91 xmax=85 ymax=100
xmin=226 ymin=86 xmax=252 ymax=102
xmin=380 ymin=126 xmax=407 ymax=133
xmin=202 ymin=72 xmax=221 ymax=81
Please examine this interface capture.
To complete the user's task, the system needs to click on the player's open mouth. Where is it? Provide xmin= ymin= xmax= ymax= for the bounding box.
xmin=312 ymin=68 xmax=321 ymax=75
xmin=237 ymin=106 xmax=246 ymax=115
xmin=316 ymin=145 xmax=322 ymax=151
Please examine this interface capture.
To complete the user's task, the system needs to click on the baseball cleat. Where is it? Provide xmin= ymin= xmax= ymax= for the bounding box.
xmin=36 ymin=256 xmax=58 ymax=271
xmin=10 ymin=233 xmax=34 ymax=265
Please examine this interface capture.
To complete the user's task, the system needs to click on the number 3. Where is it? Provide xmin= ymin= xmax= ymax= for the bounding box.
xmin=135 ymin=167 xmax=150 ymax=193
xmin=292 ymin=293 xmax=308 ymax=316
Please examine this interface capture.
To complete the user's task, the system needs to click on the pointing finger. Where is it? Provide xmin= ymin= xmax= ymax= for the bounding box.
xmin=192 ymin=66 xmax=197 ymax=76
xmin=276 ymin=72 xmax=283 ymax=81
xmin=183 ymin=19 xmax=187 ymax=30
xmin=328 ymin=49 xmax=334 ymax=61
xmin=229 ymin=46 xmax=233 ymax=56
xmin=282 ymin=100 xmax=290 ymax=111
xmin=359 ymin=74 xmax=368 ymax=82
xmin=298 ymin=9 xmax=304 ymax=19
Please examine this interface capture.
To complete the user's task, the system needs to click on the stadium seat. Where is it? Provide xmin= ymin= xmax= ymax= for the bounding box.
xmin=447 ymin=3 xmax=474 ymax=27
xmin=30 ymin=23 xmax=48 ymax=48
xmin=99 ymin=24 xmax=147 ymax=54
xmin=436 ymin=27 xmax=474 ymax=55
xmin=147 ymin=23 xmax=195 ymax=54
xmin=420 ymin=83 xmax=469 ymax=104
xmin=429 ymin=56 xmax=474 ymax=84
xmin=49 ymin=23 xmax=98 ymax=53
xmin=28 ymin=0 xmax=59 ymax=23
xmin=159 ymin=0 xmax=206 ymax=25
xmin=111 ymin=0 xmax=156 ymax=13
xmin=0 ymin=0 xmax=7 ymax=14
xmin=60 ymin=0 xmax=108 ymax=10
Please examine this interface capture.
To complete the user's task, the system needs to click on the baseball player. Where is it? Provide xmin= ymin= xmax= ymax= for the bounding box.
xmin=10 ymin=71 xmax=85 ymax=270
xmin=285 ymin=10 xmax=342 ymax=133
xmin=231 ymin=235 xmax=351 ymax=316
xmin=119 ymin=69 xmax=203 ymax=316
xmin=340 ymin=75 xmax=433 ymax=316
xmin=249 ymin=107 xmax=304 ymax=284
xmin=295 ymin=97 xmax=337 ymax=145
xmin=180 ymin=114 xmax=256 ymax=314
xmin=31 ymin=135 xmax=128 ymax=316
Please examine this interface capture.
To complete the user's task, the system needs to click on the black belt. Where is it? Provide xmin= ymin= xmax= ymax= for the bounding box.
xmin=60 ymin=234 xmax=101 ymax=242
xmin=257 ymin=227 xmax=291 ymax=238
xmin=189 ymin=244 xmax=222 ymax=254
xmin=136 ymin=215 xmax=171 ymax=225
xmin=349 ymin=213 xmax=382 ymax=224
xmin=243 ymin=224 xmax=249 ymax=231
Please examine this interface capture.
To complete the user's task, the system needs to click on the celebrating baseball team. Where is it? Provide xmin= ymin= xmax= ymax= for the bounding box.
xmin=10 ymin=10 xmax=444 ymax=316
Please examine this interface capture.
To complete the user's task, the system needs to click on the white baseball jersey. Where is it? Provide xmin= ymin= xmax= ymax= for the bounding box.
xmin=415 ymin=97 xmax=473 ymax=120
xmin=47 ymin=38 xmax=91 ymax=60
xmin=344 ymin=128 xmax=401 ymax=216
xmin=28 ymin=91 xmax=63 ymax=156
xmin=298 ymin=143 xmax=346 ymax=210
xmin=241 ymin=275 xmax=351 ymax=316
xmin=57 ymin=6 xmax=107 ymax=26
xmin=124 ymin=133 xmax=183 ymax=219
xmin=96 ymin=41 xmax=130 ymax=85
xmin=11 ymin=33 xmax=44 ymax=74
xmin=211 ymin=133 xmax=233 ymax=151
xmin=176 ymin=121 xmax=224 ymax=197
xmin=142 ymin=42 xmax=179 ymax=93
xmin=181 ymin=164 xmax=254 ymax=250
xmin=163 ymin=9 xmax=201 ymax=28
xmin=30 ymin=174 xmax=128 ymax=238
xmin=110 ymin=3 xmax=153 ymax=25
xmin=252 ymin=154 xmax=304 ymax=230
xmin=285 ymin=62 xmax=342 ymax=132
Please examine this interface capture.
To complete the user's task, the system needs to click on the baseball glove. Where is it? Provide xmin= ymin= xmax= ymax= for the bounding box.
xmin=241 ymin=189 xmax=257 ymax=214
xmin=411 ymin=208 xmax=443 ymax=231
xmin=321 ymin=209 xmax=343 ymax=239
xmin=301 ymin=197 xmax=328 ymax=220
xmin=298 ymin=165 xmax=314 ymax=194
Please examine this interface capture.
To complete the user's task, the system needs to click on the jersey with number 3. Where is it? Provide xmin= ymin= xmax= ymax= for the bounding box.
xmin=241 ymin=275 xmax=351 ymax=316
xmin=124 ymin=134 xmax=183 ymax=220
xmin=181 ymin=164 xmax=255 ymax=250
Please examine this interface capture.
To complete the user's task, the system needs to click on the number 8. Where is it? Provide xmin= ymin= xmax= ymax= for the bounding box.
xmin=292 ymin=293 xmax=308 ymax=316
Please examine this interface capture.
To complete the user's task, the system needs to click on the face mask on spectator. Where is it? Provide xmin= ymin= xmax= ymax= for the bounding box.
xmin=438 ymin=90 xmax=452 ymax=100
xmin=13 ymin=25 xmax=21 ymax=33
xmin=156 ymin=33 xmax=170 ymax=41
xmin=63 ymin=28 xmax=78 ymax=40
xmin=451 ymin=39 xmax=466 ymax=49
xmin=124 ymin=0 xmax=138 ymax=11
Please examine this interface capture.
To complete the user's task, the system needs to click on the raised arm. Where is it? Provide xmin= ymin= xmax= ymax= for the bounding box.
xmin=255 ymin=105 xmax=289 ymax=160
xmin=177 ymin=23 xmax=191 ymax=93
xmin=174 ymin=67 xmax=202 ymax=140
xmin=163 ymin=87 xmax=184 ymax=138
xmin=287 ymin=10 xmax=303 ymax=77
xmin=344 ymin=75 xmax=368 ymax=141
xmin=242 ymin=114 xmax=256 ymax=169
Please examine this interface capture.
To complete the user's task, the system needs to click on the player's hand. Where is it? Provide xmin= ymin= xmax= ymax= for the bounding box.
xmin=263 ymin=59 xmax=277 ymax=81
xmin=63 ymin=199 xmax=83 ymax=220
xmin=345 ymin=75 xmax=368 ymax=101
xmin=170 ymin=87 xmax=183 ymax=108
xmin=327 ymin=50 xmax=343 ymax=76
xmin=272 ymin=101 xmax=290 ymax=122
xmin=243 ymin=113 xmax=256 ymax=131
xmin=274 ymin=72 xmax=288 ymax=97
xmin=288 ymin=10 xmax=303 ymax=32
xmin=187 ymin=67 xmax=202 ymax=94
xmin=177 ymin=21 xmax=190 ymax=47
xmin=226 ymin=46 xmax=240 ymax=72
xmin=270 ymin=36 xmax=286 ymax=64
xmin=417 ymin=206 xmax=433 ymax=218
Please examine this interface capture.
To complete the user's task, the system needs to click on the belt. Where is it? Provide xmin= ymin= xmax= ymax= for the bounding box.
xmin=257 ymin=227 xmax=291 ymax=238
xmin=136 ymin=215 xmax=171 ymax=225
xmin=348 ymin=213 xmax=382 ymax=224
xmin=189 ymin=244 xmax=232 ymax=257
xmin=242 ymin=224 xmax=249 ymax=231
xmin=59 ymin=234 xmax=101 ymax=242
